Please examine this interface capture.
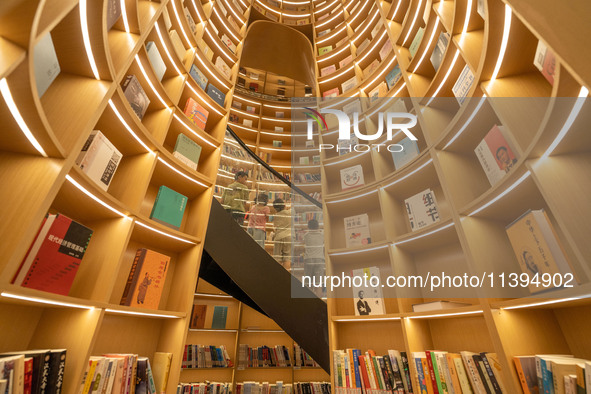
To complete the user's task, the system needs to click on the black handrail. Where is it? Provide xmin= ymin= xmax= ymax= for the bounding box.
xmin=225 ymin=125 xmax=323 ymax=208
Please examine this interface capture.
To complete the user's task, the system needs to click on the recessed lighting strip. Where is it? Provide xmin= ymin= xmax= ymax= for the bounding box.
xmin=329 ymin=242 xmax=389 ymax=255
xmin=155 ymin=22 xmax=184 ymax=76
xmin=135 ymin=220 xmax=196 ymax=244
xmin=393 ymin=222 xmax=454 ymax=245
xmin=424 ymin=49 xmax=460 ymax=106
xmin=326 ymin=188 xmax=378 ymax=204
xmin=489 ymin=4 xmax=511 ymax=84
xmin=135 ymin=55 xmax=171 ymax=110
xmin=105 ymin=308 xmax=181 ymax=318
xmin=66 ymin=175 xmax=130 ymax=218
xmin=411 ymin=17 xmax=440 ymax=73
xmin=407 ymin=310 xmax=483 ymax=319
xmin=80 ymin=0 xmax=100 ymax=80
xmin=442 ymin=94 xmax=486 ymax=149
xmin=333 ymin=316 xmax=401 ymax=321
xmin=157 ymin=157 xmax=208 ymax=187
xmin=108 ymin=100 xmax=155 ymax=154
xmin=120 ymin=0 xmax=130 ymax=33
xmin=468 ymin=171 xmax=531 ymax=216
xmin=1 ymin=291 xmax=94 ymax=310
xmin=382 ymin=158 xmax=432 ymax=188
xmin=402 ymin=0 xmax=424 ymax=46
xmin=459 ymin=0 xmax=472 ymax=44
xmin=172 ymin=113 xmax=218 ymax=148
xmin=502 ymin=294 xmax=591 ymax=310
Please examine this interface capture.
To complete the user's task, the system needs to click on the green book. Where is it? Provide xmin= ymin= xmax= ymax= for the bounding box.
xmin=409 ymin=27 xmax=425 ymax=57
xmin=150 ymin=185 xmax=188 ymax=230
xmin=173 ymin=134 xmax=202 ymax=170
xmin=211 ymin=305 xmax=228 ymax=329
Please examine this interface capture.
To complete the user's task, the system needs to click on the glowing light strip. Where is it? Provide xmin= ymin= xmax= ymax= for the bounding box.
xmin=258 ymin=145 xmax=292 ymax=152
xmin=221 ymin=153 xmax=254 ymax=164
xmin=189 ymin=328 xmax=238 ymax=332
xmin=108 ymin=100 xmax=154 ymax=154
xmin=155 ymin=23 xmax=184 ymax=76
xmin=79 ymin=0 xmax=100 ymax=80
xmin=317 ymin=41 xmax=351 ymax=63
xmin=260 ymin=130 xmax=293 ymax=137
xmin=424 ymin=50 xmax=460 ymax=106
xmin=135 ymin=55 xmax=170 ymax=110
xmin=66 ymin=174 xmax=130 ymax=218
xmin=442 ymin=95 xmax=486 ymax=149
xmin=282 ymin=11 xmax=311 ymax=17
xmin=394 ymin=223 xmax=454 ymax=245
xmin=315 ymin=0 xmax=340 ymax=14
xmin=502 ymin=297 xmax=584 ymax=310
xmin=173 ymin=113 xmax=218 ymax=148
xmin=407 ymin=310 xmax=483 ymax=319
xmin=468 ymin=171 xmax=530 ymax=216
xmin=402 ymin=0 xmax=423 ymax=46
xmin=355 ymin=30 xmax=388 ymax=64
xmin=362 ymin=56 xmax=397 ymax=91
xmin=204 ymin=28 xmax=236 ymax=63
xmin=227 ymin=122 xmax=257 ymax=133
xmin=171 ymin=0 xmax=193 ymax=47
xmin=382 ymin=159 xmax=432 ymax=188
xmin=333 ymin=316 xmax=401 ymax=321
xmin=157 ymin=157 xmax=208 ymax=187
xmin=1 ymin=292 xmax=94 ymax=309
xmin=255 ymin=0 xmax=282 ymax=14
xmin=241 ymin=329 xmax=285 ymax=333
xmin=459 ymin=0 xmax=472 ymax=44
xmin=212 ymin=7 xmax=241 ymax=43
xmin=326 ymin=188 xmax=378 ymax=204
xmin=366 ymin=86 xmax=406 ymax=116
xmin=329 ymin=242 xmax=389 ymax=255
xmin=489 ymin=5 xmax=511 ymax=84
xmin=411 ymin=17 xmax=440 ymax=73
xmin=261 ymin=116 xmax=293 ymax=123
xmin=223 ymin=0 xmax=246 ymax=24
xmin=0 ymin=78 xmax=47 ymax=157
xmin=135 ymin=220 xmax=195 ymax=244
xmin=390 ymin=0 xmax=402 ymax=20
xmin=319 ymin=65 xmax=355 ymax=84
xmin=347 ymin=1 xmax=372 ymax=27
xmin=194 ymin=292 xmax=234 ymax=298
xmin=263 ymin=103 xmax=290 ymax=109
xmin=540 ymin=86 xmax=589 ymax=159
xmin=233 ymin=108 xmax=259 ymax=117
xmin=316 ymin=25 xmax=347 ymax=45
xmin=120 ymin=0 xmax=130 ymax=33
xmin=190 ymin=0 xmax=205 ymax=22
xmin=105 ymin=308 xmax=181 ymax=318
xmin=315 ymin=9 xmax=344 ymax=29
xmin=351 ymin=11 xmax=380 ymax=45
xmin=194 ymin=53 xmax=231 ymax=90
xmin=185 ymin=82 xmax=224 ymax=116
xmin=235 ymin=95 xmax=261 ymax=105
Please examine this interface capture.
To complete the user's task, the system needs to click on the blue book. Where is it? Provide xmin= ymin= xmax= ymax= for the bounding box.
xmin=189 ymin=64 xmax=208 ymax=90
xmin=207 ymin=84 xmax=226 ymax=107
xmin=392 ymin=137 xmax=420 ymax=169
xmin=386 ymin=65 xmax=402 ymax=90
xmin=352 ymin=349 xmax=362 ymax=388
xmin=211 ymin=305 xmax=228 ymax=329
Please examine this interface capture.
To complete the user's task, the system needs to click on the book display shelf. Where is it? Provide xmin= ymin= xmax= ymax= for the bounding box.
xmin=251 ymin=0 xmax=313 ymax=26
xmin=183 ymin=280 xmax=329 ymax=389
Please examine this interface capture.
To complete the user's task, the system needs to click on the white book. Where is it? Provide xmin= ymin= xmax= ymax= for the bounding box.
xmin=215 ymin=56 xmax=232 ymax=79
xmin=146 ymin=41 xmax=167 ymax=81
xmin=404 ymin=188 xmax=440 ymax=231
xmin=341 ymin=76 xmax=357 ymax=93
xmin=344 ymin=213 xmax=371 ymax=248
xmin=76 ymin=130 xmax=122 ymax=191
xmin=474 ymin=125 xmax=518 ymax=186
xmin=392 ymin=136 xmax=420 ymax=169
xmin=340 ymin=164 xmax=364 ymax=190
xmin=351 ymin=266 xmax=384 ymax=315
xmin=452 ymin=64 xmax=475 ymax=104
xmin=184 ymin=7 xmax=197 ymax=34
xmin=34 ymin=31 xmax=61 ymax=97
xmin=221 ymin=34 xmax=237 ymax=53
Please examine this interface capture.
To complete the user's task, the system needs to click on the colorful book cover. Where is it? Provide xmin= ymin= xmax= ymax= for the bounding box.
xmin=122 ymin=74 xmax=150 ymax=120
xmin=379 ymin=39 xmax=393 ymax=61
xmin=404 ymin=188 xmax=440 ymax=231
xmin=351 ymin=266 xmax=384 ymax=315
xmin=430 ymin=32 xmax=450 ymax=71
xmin=340 ymin=164 xmax=365 ymax=190
xmin=356 ymin=38 xmax=370 ymax=54
xmin=318 ymin=45 xmax=333 ymax=56
xmin=320 ymin=64 xmax=337 ymax=77
xmin=146 ymin=41 xmax=167 ymax=82
xmin=122 ymin=248 xmax=170 ymax=309
xmin=18 ymin=214 xmax=93 ymax=296
xmin=33 ymin=31 xmax=61 ymax=97
xmin=392 ymin=136 xmax=420 ymax=169
xmin=189 ymin=64 xmax=208 ymax=91
xmin=76 ymin=130 xmax=122 ymax=191
xmin=339 ymin=54 xmax=353 ymax=68
xmin=220 ymin=34 xmax=237 ymax=53
xmin=533 ymin=40 xmax=556 ymax=85
xmin=363 ymin=59 xmax=380 ymax=78
xmin=409 ymin=27 xmax=425 ymax=57
xmin=150 ymin=185 xmax=188 ymax=230
xmin=323 ymin=87 xmax=339 ymax=98
xmin=368 ymin=82 xmax=388 ymax=102
xmin=344 ymin=213 xmax=371 ymax=248
xmin=341 ymin=76 xmax=357 ymax=93
xmin=246 ymin=105 xmax=256 ymax=114
xmin=184 ymin=97 xmax=209 ymax=130
xmin=207 ymin=84 xmax=226 ymax=107
xmin=385 ymin=65 xmax=402 ymax=89
xmin=215 ymin=56 xmax=232 ymax=80
xmin=211 ymin=306 xmax=228 ymax=329
xmin=474 ymin=124 xmax=518 ymax=185
xmin=452 ymin=64 xmax=475 ymax=104
xmin=173 ymin=133 xmax=202 ymax=170
xmin=189 ymin=304 xmax=207 ymax=329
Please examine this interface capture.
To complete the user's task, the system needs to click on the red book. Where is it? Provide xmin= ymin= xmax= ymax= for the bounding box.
xmin=24 ymin=357 xmax=33 ymax=394
xmin=357 ymin=355 xmax=372 ymax=390
xmin=184 ymin=97 xmax=209 ymax=130
xmin=19 ymin=214 xmax=93 ymax=295
xmin=425 ymin=351 xmax=440 ymax=394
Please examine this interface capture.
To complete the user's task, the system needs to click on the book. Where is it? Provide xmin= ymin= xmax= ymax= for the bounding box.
xmin=318 ymin=46 xmax=333 ymax=56
xmin=76 ymin=130 xmax=122 ymax=191
xmin=368 ymin=82 xmax=388 ymax=102
xmin=189 ymin=64 xmax=208 ymax=91
xmin=183 ymin=7 xmax=196 ymax=34
xmin=249 ymin=72 xmax=259 ymax=80
xmin=323 ymin=87 xmax=339 ymax=98
xmin=505 ymin=209 xmax=575 ymax=293
xmin=122 ymin=75 xmax=150 ymax=120
xmin=474 ymin=124 xmax=518 ymax=185
xmin=385 ymin=65 xmax=402 ymax=89
xmin=152 ymin=352 xmax=172 ymax=393
xmin=370 ymin=22 xmax=382 ymax=38
xmin=337 ymin=136 xmax=359 ymax=155
xmin=404 ymin=189 xmax=440 ymax=231
xmin=392 ymin=136 xmax=420 ymax=169
xmin=34 ymin=31 xmax=61 ymax=97
xmin=145 ymin=41 xmax=166 ymax=81
xmin=248 ymin=82 xmax=259 ymax=92
xmin=215 ymin=57 xmax=232 ymax=80
xmin=13 ymin=214 xmax=93 ymax=295
xmin=274 ymin=126 xmax=283 ymax=132
xmin=190 ymin=304 xmax=207 ymax=329
xmin=409 ymin=27 xmax=425 ymax=57
xmin=412 ymin=300 xmax=471 ymax=312
xmin=379 ymin=39 xmax=393 ymax=61
xmin=273 ymin=140 xmax=282 ymax=147
xmin=452 ymin=64 xmax=475 ymax=104
xmin=430 ymin=32 xmax=450 ymax=71
xmin=339 ymin=54 xmax=353 ymax=68
xmin=513 ymin=356 xmax=538 ymax=394
xmin=299 ymin=156 xmax=309 ymax=165
xmin=207 ymin=84 xmax=226 ymax=107
xmin=363 ymin=59 xmax=380 ymax=78
xmin=340 ymin=164 xmax=365 ymax=190
xmin=341 ymin=76 xmax=357 ymax=93
xmin=533 ymin=40 xmax=556 ymax=85
xmin=356 ymin=38 xmax=370 ymax=54
xmin=184 ymin=97 xmax=209 ymax=130
xmin=120 ymin=248 xmax=170 ymax=309
xmin=150 ymin=185 xmax=187 ymax=229
xmin=344 ymin=213 xmax=371 ymax=248
xmin=106 ymin=0 xmax=122 ymax=30
xmin=173 ymin=133 xmax=202 ymax=170
xmin=275 ymin=111 xmax=284 ymax=118
xmin=246 ymin=105 xmax=256 ymax=114
xmin=243 ymin=118 xmax=253 ymax=127
xmin=320 ymin=65 xmax=337 ymax=77
xmin=0 ymin=354 xmax=24 ymax=394
xmin=351 ymin=266 xmax=384 ymax=315
xmin=212 ymin=305 xmax=228 ymax=329
xmin=220 ymin=34 xmax=237 ymax=54
xmin=169 ymin=30 xmax=186 ymax=60
xmin=0 ymin=350 xmax=52 ymax=394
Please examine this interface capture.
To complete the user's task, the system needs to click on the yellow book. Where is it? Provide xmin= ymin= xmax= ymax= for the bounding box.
xmin=81 ymin=359 xmax=99 ymax=394
xmin=152 ymin=352 xmax=172 ymax=393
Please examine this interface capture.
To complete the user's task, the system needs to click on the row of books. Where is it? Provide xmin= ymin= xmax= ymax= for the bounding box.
xmin=79 ymin=352 xmax=172 ymax=394
xmin=298 ymin=156 xmax=320 ymax=166
xmin=236 ymin=381 xmax=330 ymax=394
xmin=223 ymin=144 xmax=251 ymax=161
xmin=220 ymin=165 xmax=254 ymax=178
xmin=0 ymin=349 xmax=66 ymax=394
xmin=177 ymin=382 xmax=231 ymax=394
xmin=293 ymin=173 xmax=321 ymax=184
xmin=293 ymin=345 xmax=320 ymax=368
xmin=514 ymin=354 xmax=591 ymax=394
xmin=237 ymin=346 xmax=292 ymax=369
xmin=256 ymin=170 xmax=291 ymax=182
xmin=189 ymin=304 xmax=229 ymax=329
xmin=294 ymin=212 xmax=323 ymax=224
xmin=182 ymin=345 xmax=233 ymax=369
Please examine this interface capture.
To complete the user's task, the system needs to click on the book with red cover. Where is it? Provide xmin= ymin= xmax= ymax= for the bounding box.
xmin=357 ymin=355 xmax=372 ymax=391
xmin=425 ymin=350 xmax=440 ymax=394
xmin=120 ymin=249 xmax=170 ymax=309
xmin=184 ymin=97 xmax=209 ymax=130
xmin=17 ymin=214 xmax=93 ymax=296
xmin=189 ymin=304 xmax=207 ymax=329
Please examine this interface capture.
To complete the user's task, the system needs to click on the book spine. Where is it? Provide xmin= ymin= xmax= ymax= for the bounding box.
xmin=400 ymin=352 xmax=413 ymax=393
xmin=146 ymin=360 xmax=157 ymax=394
xmin=425 ymin=352 xmax=440 ymax=394
xmin=120 ymin=249 xmax=146 ymax=306
xmin=414 ymin=357 xmax=428 ymax=394
xmin=49 ymin=350 xmax=66 ymax=394
xmin=481 ymin=354 xmax=502 ymax=394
